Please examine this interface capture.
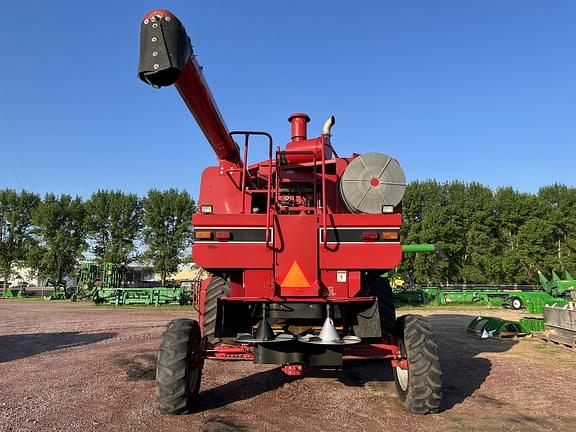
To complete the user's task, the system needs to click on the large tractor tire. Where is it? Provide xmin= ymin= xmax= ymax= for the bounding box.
xmin=369 ymin=277 xmax=396 ymax=335
xmin=203 ymin=276 xmax=230 ymax=342
xmin=156 ymin=318 xmax=203 ymax=414
xmin=393 ymin=315 xmax=442 ymax=414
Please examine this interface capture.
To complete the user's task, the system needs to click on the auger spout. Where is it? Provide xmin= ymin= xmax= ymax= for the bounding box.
xmin=137 ymin=9 xmax=242 ymax=165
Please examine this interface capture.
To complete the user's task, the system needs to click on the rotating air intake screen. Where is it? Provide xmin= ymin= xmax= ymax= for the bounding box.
xmin=339 ymin=152 xmax=406 ymax=214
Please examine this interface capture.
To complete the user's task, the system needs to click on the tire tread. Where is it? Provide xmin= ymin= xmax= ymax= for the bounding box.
xmin=156 ymin=318 xmax=202 ymax=414
xmin=203 ymin=277 xmax=230 ymax=342
xmin=393 ymin=315 xmax=443 ymax=414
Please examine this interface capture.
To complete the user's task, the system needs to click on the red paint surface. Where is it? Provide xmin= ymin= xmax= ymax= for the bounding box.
xmin=175 ymin=60 xmax=242 ymax=165
xmin=142 ymin=9 xmax=177 ymax=21
xmin=288 ymin=113 xmax=310 ymax=141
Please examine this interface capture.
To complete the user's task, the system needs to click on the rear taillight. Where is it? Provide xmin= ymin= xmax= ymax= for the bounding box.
xmin=215 ymin=231 xmax=232 ymax=241
xmin=362 ymin=232 xmax=379 ymax=241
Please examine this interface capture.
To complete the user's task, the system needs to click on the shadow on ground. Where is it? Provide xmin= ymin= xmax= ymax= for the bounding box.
xmin=426 ymin=314 xmax=516 ymax=411
xmin=0 ymin=331 xmax=117 ymax=362
xmin=194 ymin=367 xmax=296 ymax=412
xmin=333 ymin=314 xmax=517 ymax=411
xmin=189 ymin=313 xmax=517 ymax=413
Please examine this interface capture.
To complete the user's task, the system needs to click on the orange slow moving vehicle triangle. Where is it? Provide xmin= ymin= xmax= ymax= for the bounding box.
xmin=281 ymin=261 xmax=311 ymax=288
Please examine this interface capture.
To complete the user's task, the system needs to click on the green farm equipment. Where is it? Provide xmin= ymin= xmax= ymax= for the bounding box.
xmin=401 ymin=243 xmax=444 ymax=255
xmin=74 ymin=263 xmax=101 ymax=301
xmin=391 ymin=243 xmax=445 ymax=305
xmin=71 ymin=263 xmax=127 ymax=302
xmin=2 ymin=284 xmax=27 ymax=298
xmin=519 ymin=317 xmax=545 ymax=333
xmin=391 ymin=263 xmax=573 ymax=313
xmin=502 ymin=290 xmax=568 ymax=314
xmin=41 ymin=262 xmax=200 ymax=306
xmin=497 ymin=270 xmax=575 ymax=313
xmin=93 ymin=286 xmax=192 ymax=306
xmin=4 ymin=289 xmax=25 ymax=298
xmin=423 ymin=286 xmax=509 ymax=307
xmin=422 ymin=286 xmax=568 ymax=314
xmin=77 ymin=262 xmax=193 ymax=306
xmin=391 ymin=242 xmax=574 ymax=314
xmin=47 ymin=279 xmax=72 ymax=300
xmin=468 ymin=316 xmax=527 ymax=337
xmin=467 ymin=315 xmax=543 ymax=338
xmin=99 ymin=262 xmax=125 ymax=289
xmin=538 ymin=271 xmax=576 ymax=298
xmin=392 ymin=284 xmax=569 ymax=313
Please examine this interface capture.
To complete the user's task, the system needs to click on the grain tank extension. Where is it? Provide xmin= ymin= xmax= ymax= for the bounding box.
xmin=137 ymin=9 xmax=442 ymax=415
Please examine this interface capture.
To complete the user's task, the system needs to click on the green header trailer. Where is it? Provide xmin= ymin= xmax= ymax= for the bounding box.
xmin=394 ymin=244 xmax=574 ymax=314
xmin=75 ymin=263 xmax=193 ymax=306
xmin=538 ymin=271 xmax=576 ymax=298
xmin=420 ymin=286 xmax=569 ymax=314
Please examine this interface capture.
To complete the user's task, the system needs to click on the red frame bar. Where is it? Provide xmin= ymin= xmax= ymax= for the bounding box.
xmin=205 ymin=344 xmax=254 ymax=360
xmin=202 ymin=340 xmax=401 ymax=363
xmin=343 ymin=339 xmax=400 ymax=360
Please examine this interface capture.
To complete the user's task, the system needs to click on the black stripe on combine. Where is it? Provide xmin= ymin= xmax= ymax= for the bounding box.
xmin=321 ymin=229 xmax=399 ymax=243
xmin=195 ymin=228 xmax=268 ymax=242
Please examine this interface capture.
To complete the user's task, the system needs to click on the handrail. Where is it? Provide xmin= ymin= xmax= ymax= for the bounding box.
xmin=321 ymin=135 xmax=328 ymax=248
xmin=230 ymin=131 xmax=274 ymax=248
xmin=240 ymin=134 xmax=249 ymax=213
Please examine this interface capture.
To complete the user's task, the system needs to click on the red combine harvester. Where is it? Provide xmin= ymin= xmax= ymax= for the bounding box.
xmin=138 ymin=9 xmax=442 ymax=415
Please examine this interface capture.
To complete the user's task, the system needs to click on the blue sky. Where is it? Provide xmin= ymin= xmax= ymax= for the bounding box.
xmin=0 ymin=1 xmax=574 ymax=199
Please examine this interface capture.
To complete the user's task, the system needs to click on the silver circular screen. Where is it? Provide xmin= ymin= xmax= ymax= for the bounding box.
xmin=339 ymin=152 xmax=406 ymax=213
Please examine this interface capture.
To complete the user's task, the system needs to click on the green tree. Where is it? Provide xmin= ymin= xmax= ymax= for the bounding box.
xmin=30 ymin=194 xmax=87 ymax=283
xmin=401 ymin=180 xmax=451 ymax=284
xmin=85 ymin=190 xmax=142 ymax=263
xmin=493 ymin=187 xmax=540 ymax=283
xmin=401 ymin=181 xmax=576 ymax=285
xmin=455 ymin=182 xmax=499 ymax=284
xmin=537 ymin=184 xmax=576 ymax=272
xmin=516 ymin=217 xmax=557 ymax=282
xmin=0 ymin=190 xmax=40 ymax=293
xmin=142 ymin=189 xmax=195 ymax=286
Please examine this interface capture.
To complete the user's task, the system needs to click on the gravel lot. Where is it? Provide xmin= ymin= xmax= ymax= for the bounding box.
xmin=1 ymin=300 xmax=575 ymax=432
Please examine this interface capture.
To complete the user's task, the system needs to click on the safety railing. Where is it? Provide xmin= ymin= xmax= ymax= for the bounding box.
xmin=229 ymin=131 xmax=274 ymax=248
xmin=321 ymin=135 xmax=328 ymax=248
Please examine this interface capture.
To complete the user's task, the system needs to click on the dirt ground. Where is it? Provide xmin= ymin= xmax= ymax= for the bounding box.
xmin=1 ymin=301 xmax=575 ymax=432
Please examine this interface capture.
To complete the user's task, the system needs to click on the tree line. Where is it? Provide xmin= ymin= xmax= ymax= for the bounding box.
xmin=400 ymin=181 xmax=576 ymax=285
xmin=2 ymin=182 xmax=574 ymax=288
xmin=0 ymin=189 xmax=195 ymax=288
